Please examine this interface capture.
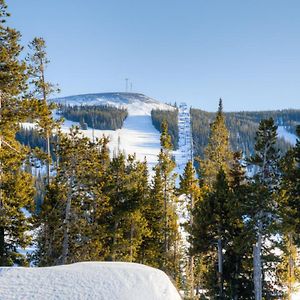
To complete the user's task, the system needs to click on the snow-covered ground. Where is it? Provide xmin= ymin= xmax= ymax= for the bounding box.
xmin=277 ymin=126 xmax=298 ymax=146
xmin=55 ymin=113 xmax=163 ymax=174
xmin=291 ymin=286 xmax=300 ymax=300
xmin=0 ymin=262 xmax=181 ymax=300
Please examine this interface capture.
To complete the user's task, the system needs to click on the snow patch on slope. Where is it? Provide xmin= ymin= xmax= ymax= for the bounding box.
xmin=0 ymin=262 xmax=181 ymax=300
xmin=277 ymin=126 xmax=298 ymax=146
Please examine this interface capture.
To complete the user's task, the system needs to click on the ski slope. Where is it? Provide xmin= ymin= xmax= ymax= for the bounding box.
xmin=0 ymin=262 xmax=181 ymax=300
xmin=53 ymin=93 xmax=174 ymax=173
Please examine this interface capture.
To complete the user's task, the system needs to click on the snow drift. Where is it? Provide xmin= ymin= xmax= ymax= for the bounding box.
xmin=0 ymin=262 xmax=181 ymax=300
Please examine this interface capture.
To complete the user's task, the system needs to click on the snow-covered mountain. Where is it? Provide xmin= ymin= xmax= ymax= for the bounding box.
xmin=52 ymin=93 xmax=174 ymax=173
xmin=53 ymin=92 xmax=173 ymax=116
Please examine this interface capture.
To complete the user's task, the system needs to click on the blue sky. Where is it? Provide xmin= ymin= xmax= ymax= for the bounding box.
xmin=8 ymin=0 xmax=300 ymax=111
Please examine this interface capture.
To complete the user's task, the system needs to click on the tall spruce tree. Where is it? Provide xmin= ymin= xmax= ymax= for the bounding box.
xmin=201 ymin=99 xmax=232 ymax=187
xmin=103 ymin=154 xmax=150 ymax=262
xmin=0 ymin=0 xmax=35 ymax=266
xmin=192 ymin=151 xmax=254 ymax=299
xmin=139 ymin=164 xmax=165 ymax=268
xmin=277 ymin=125 xmax=300 ymax=298
xmin=247 ymin=118 xmax=280 ymax=300
xmin=26 ymin=37 xmax=60 ymax=185
xmin=154 ymin=120 xmax=180 ymax=278
xmin=227 ymin=151 xmax=254 ymax=299
xmin=179 ymin=160 xmax=201 ymax=299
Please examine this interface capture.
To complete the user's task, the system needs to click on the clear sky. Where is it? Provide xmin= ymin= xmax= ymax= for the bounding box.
xmin=7 ymin=0 xmax=300 ymax=111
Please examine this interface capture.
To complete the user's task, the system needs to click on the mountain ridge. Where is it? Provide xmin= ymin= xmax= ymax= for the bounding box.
xmin=53 ymin=92 xmax=174 ymax=116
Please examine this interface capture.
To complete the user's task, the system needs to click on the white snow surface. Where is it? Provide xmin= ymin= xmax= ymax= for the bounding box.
xmin=277 ymin=126 xmax=298 ymax=146
xmin=0 ymin=262 xmax=181 ymax=300
xmin=52 ymin=93 xmax=174 ymax=174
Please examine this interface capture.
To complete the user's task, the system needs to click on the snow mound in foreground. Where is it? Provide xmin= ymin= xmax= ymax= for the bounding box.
xmin=0 ymin=262 xmax=181 ymax=300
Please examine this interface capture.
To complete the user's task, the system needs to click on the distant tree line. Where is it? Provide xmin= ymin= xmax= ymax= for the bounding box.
xmin=191 ymin=108 xmax=298 ymax=158
xmin=16 ymin=126 xmax=55 ymax=158
xmin=151 ymin=109 xmax=179 ymax=149
xmin=150 ymin=107 xmax=299 ymax=157
xmin=59 ymin=104 xmax=128 ymax=130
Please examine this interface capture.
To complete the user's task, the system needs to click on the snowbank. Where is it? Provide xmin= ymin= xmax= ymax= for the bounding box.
xmin=0 ymin=262 xmax=181 ymax=300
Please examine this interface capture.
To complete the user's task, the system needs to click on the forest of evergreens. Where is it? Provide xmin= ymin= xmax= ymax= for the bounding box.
xmin=191 ymin=108 xmax=298 ymax=157
xmin=151 ymin=107 xmax=299 ymax=157
xmin=151 ymin=108 xmax=179 ymax=149
xmin=58 ymin=104 xmax=128 ymax=130
xmin=1 ymin=1 xmax=300 ymax=300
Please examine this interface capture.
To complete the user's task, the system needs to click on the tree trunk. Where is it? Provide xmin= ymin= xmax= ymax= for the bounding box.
xmin=129 ymin=221 xmax=134 ymax=262
xmin=164 ymin=177 xmax=168 ymax=263
xmin=233 ymin=261 xmax=239 ymax=300
xmin=61 ymin=181 xmax=72 ymax=265
xmin=190 ymin=255 xmax=195 ymax=299
xmin=0 ymin=227 xmax=5 ymax=266
xmin=253 ymin=223 xmax=262 ymax=300
xmin=111 ymin=221 xmax=119 ymax=261
xmin=190 ymin=192 xmax=195 ymax=299
xmin=288 ymin=233 xmax=294 ymax=300
xmin=217 ymin=237 xmax=224 ymax=299
xmin=46 ymin=131 xmax=51 ymax=185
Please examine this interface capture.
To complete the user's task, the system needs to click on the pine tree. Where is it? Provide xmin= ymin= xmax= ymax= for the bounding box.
xmin=153 ymin=120 xmax=180 ymax=278
xmin=125 ymin=157 xmax=150 ymax=262
xmin=247 ymin=118 xmax=280 ymax=300
xmin=35 ymin=127 xmax=111 ymax=265
xmin=139 ymin=164 xmax=165 ymax=267
xmin=227 ymin=151 xmax=254 ymax=299
xmin=26 ymin=37 xmax=60 ymax=185
xmin=192 ymin=157 xmax=254 ymax=299
xmin=277 ymin=125 xmax=300 ymax=299
xmin=103 ymin=154 xmax=150 ymax=262
xmin=201 ymin=99 xmax=232 ymax=187
xmin=179 ymin=160 xmax=201 ymax=299
xmin=0 ymin=0 xmax=36 ymax=266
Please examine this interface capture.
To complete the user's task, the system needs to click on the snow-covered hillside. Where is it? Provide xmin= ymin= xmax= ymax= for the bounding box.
xmin=0 ymin=262 xmax=181 ymax=300
xmin=277 ymin=126 xmax=298 ymax=146
xmin=52 ymin=93 xmax=174 ymax=173
xmin=54 ymin=92 xmax=172 ymax=115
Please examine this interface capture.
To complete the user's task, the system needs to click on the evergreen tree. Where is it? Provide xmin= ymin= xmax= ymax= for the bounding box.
xmin=227 ymin=151 xmax=254 ymax=299
xmin=247 ymin=118 xmax=280 ymax=300
xmin=0 ymin=0 xmax=36 ymax=266
xmin=153 ymin=120 xmax=180 ymax=279
xmin=201 ymin=99 xmax=232 ymax=187
xmin=192 ymin=153 xmax=254 ymax=299
xmin=26 ymin=37 xmax=60 ymax=185
xmin=35 ymin=127 xmax=111 ymax=265
xmin=277 ymin=125 xmax=300 ymax=298
xmin=139 ymin=165 xmax=165 ymax=267
xmin=178 ymin=160 xmax=201 ymax=299
xmin=103 ymin=154 xmax=150 ymax=262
